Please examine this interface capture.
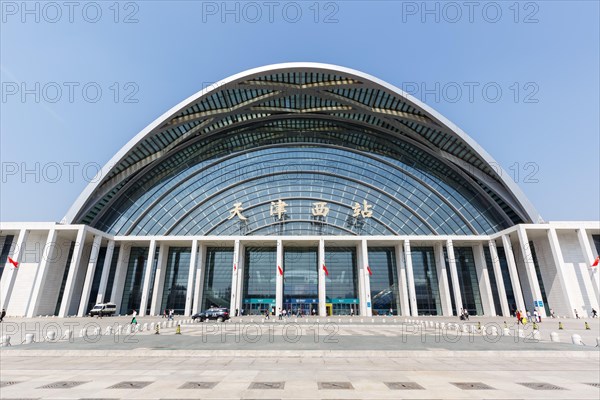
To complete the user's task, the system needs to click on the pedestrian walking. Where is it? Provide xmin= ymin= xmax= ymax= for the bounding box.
xmin=282 ymin=308 xmax=287 ymax=319
xmin=592 ymin=308 xmax=598 ymax=318
xmin=0 ymin=308 xmax=6 ymax=323
xmin=278 ymin=308 xmax=283 ymax=320
xmin=574 ymin=309 xmax=580 ymax=319
xmin=131 ymin=309 xmax=138 ymax=325
xmin=550 ymin=308 xmax=556 ymax=318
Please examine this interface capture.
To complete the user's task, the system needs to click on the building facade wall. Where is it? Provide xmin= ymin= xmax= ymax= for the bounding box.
xmin=1 ymin=221 xmax=598 ymax=318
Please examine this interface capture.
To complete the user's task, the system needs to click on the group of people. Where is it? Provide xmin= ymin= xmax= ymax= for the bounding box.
xmin=162 ymin=309 xmax=175 ymax=320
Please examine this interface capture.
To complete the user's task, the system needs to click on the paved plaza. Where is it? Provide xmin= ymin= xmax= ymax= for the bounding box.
xmin=1 ymin=316 xmax=599 ymax=399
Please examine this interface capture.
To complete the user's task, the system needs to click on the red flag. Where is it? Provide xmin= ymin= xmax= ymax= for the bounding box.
xmin=592 ymin=256 xmax=599 ymax=267
xmin=233 ymin=263 xmax=237 ymax=271
xmin=7 ymin=257 xmax=18 ymax=268
xmin=278 ymin=265 xmax=283 ymax=276
xmin=366 ymin=265 xmax=372 ymax=276
xmin=322 ymin=264 xmax=329 ymax=276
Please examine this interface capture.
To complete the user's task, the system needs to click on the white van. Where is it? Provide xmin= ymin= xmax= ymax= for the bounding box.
xmin=89 ymin=303 xmax=117 ymax=317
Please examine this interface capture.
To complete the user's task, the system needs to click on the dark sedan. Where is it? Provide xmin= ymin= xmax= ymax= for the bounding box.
xmin=192 ymin=307 xmax=230 ymax=322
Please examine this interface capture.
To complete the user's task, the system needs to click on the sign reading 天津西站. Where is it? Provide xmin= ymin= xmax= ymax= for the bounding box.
xmin=226 ymin=199 xmax=373 ymax=223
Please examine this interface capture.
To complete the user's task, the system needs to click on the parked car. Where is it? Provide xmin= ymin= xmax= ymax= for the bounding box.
xmin=192 ymin=307 xmax=230 ymax=322
xmin=89 ymin=303 xmax=117 ymax=317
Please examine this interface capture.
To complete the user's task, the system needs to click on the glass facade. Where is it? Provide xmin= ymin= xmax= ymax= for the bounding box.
xmin=283 ymin=248 xmax=318 ymax=315
xmin=243 ymin=247 xmax=276 ymax=315
xmin=411 ymin=247 xmax=441 ymax=315
xmin=325 ymin=247 xmax=359 ymax=315
xmin=160 ymin=247 xmax=191 ymax=314
xmin=201 ymin=247 xmax=234 ymax=311
xmin=529 ymin=241 xmax=549 ymax=316
xmin=368 ymin=247 xmax=399 ymax=315
xmin=445 ymin=247 xmax=483 ymax=316
xmin=0 ymin=235 xmax=14 ymax=281
xmin=85 ymin=247 xmax=107 ymax=313
xmin=54 ymin=241 xmax=75 ymax=316
xmin=92 ymin=129 xmax=511 ymax=238
xmin=496 ymin=246 xmax=518 ymax=315
xmin=104 ymin=247 xmax=120 ymax=302
xmin=120 ymin=247 xmax=150 ymax=315
xmin=483 ymin=247 xmax=503 ymax=316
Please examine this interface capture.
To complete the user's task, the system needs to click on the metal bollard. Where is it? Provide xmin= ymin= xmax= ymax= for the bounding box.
xmin=79 ymin=328 xmax=87 ymax=338
xmin=490 ymin=326 xmax=498 ymax=336
xmin=462 ymin=325 xmax=468 ymax=333
xmin=116 ymin=325 xmax=122 ymax=335
xmin=64 ymin=329 xmax=73 ymax=340
xmin=571 ymin=334 xmax=583 ymax=346
xmin=46 ymin=331 xmax=57 ymax=341
xmin=1 ymin=336 xmax=11 ymax=347
xmin=532 ymin=331 xmax=541 ymax=340
xmin=503 ymin=327 xmax=511 ymax=336
xmin=105 ymin=326 xmax=113 ymax=335
xmin=25 ymin=333 xmax=35 ymax=344
xmin=550 ymin=332 xmax=560 ymax=342
xmin=143 ymin=323 xmax=148 ymax=331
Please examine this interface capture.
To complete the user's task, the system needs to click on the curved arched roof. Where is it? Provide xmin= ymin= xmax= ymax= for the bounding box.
xmin=64 ymin=62 xmax=542 ymax=231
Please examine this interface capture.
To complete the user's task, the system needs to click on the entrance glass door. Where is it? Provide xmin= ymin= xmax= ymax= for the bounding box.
xmin=283 ymin=248 xmax=318 ymax=313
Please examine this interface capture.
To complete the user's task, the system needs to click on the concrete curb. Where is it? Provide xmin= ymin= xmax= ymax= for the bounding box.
xmin=2 ymin=349 xmax=599 ymax=358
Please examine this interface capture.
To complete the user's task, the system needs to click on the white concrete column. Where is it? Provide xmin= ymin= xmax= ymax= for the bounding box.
xmin=235 ymin=243 xmax=245 ymax=314
xmin=472 ymin=243 xmax=495 ymax=316
xmin=577 ymin=229 xmax=600 ymax=302
xmin=404 ymin=240 xmax=418 ymax=316
xmin=501 ymin=234 xmax=526 ymax=312
xmin=516 ymin=226 xmax=547 ymax=316
xmin=318 ymin=238 xmax=326 ymax=316
xmin=26 ymin=229 xmax=57 ymax=317
xmin=150 ymin=243 xmax=168 ymax=316
xmin=230 ymin=239 xmax=240 ymax=315
xmin=192 ymin=244 xmax=206 ymax=314
xmin=394 ymin=243 xmax=410 ymax=316
xmin=183 ymin=240 xmax=198 ymax=316
xmin=110 ymin=244 xmax=130 ymax=310
xmin=434 ymin=242 xmax=452 ymax=316
xmin=58 ymin=228 xmax=86 ymax=317
xmin=357 ymin=243 xmax=366 ymax=316
xmin=547 ymin=228 xmax=576 ymax=317
xmin=138 ymin=240 xmax=157 ymax=317
xmin=96 ymin=240 xmax=115 ymax=304
xmin=77 ymin=235 xmax=103 ymax=316
xmin=0 ymin=229 xmax=29 ymax=310
xmin=275 ymin=239 xmax=283 ymax=316
xmin=488 ymin=239 xmax=510 ymax=316
xmin=359 ymin=239 xmax=372 ymax=316
xmin=446 ymin=239 xmax=463 ymax=315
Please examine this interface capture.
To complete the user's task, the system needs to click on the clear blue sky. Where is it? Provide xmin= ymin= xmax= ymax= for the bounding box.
xmin=1 ymin=0 xmax=598 ymax=223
